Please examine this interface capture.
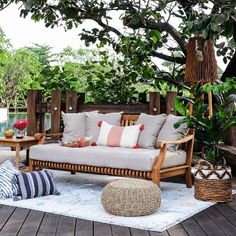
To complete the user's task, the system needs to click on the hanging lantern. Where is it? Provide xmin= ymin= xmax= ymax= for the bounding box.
xmin=184 ymin=37 xmax=218 ymax=84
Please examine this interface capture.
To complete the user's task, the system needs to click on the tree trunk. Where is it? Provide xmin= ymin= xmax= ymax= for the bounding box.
xmin=221 ymin=51 xmax=236 ymax=81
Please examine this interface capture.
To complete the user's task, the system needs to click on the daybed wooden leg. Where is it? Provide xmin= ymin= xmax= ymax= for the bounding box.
xmin=28 ymin=159 xmax=34 ymax=172
xmin=71 ymin=170 xmax=76 ymax=175
xmin=152 ymin=173 xmax=160 ymax=187
xmin=185 ymin=167 xmax=192 ymax=188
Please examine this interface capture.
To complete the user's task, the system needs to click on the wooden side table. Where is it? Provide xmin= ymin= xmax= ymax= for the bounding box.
xmin=0 ymin=136 xmax=39 ymax=169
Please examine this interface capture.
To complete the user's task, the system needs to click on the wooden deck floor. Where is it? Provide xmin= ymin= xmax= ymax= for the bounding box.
xmin=0 ymin=194 xmax=235 ymax=236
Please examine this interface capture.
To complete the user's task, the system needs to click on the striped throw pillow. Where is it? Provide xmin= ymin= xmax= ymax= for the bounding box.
xmin=15 ymin=170 xmax=59 ymax=200
xmin=96 ymin=121 xmax=144 ymax=148
xmin=0 ymin=160 xmax=19 ymax=199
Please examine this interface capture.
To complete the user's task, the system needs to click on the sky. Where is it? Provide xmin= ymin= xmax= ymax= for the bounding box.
xmin=0 ymin=4 xmax=88 ymax=51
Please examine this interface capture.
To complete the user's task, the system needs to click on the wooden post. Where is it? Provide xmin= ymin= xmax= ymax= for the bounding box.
xmin=66 ymin=91 xmax=77 ymax=113
xmin=76 ymin=92 xmax=85 ymax=112
xmin=226 ymin=127 xmax=236 ymax=146
xmin=208 ymin=91 xmax=213 ymax=117
xmin=149 ymin=92 xmax=160 ymax=115
xmin=166 ymin=91 xmax=177 ymax=115
xmin=51 ymin=90 xmax=62 ymax=134
xmin=189 ymin=94 xmax=194 ymax=116
xmin=27 ymin=90 xmax=44 ymax=136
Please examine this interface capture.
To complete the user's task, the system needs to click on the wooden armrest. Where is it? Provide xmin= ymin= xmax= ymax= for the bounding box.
xmin=34 ymin=132 xmax=63 ymax=144
xmin=34 ymin=133 xmax=45 ymax=140
xmin=156 ymin=134 xmax=194 ymax=149
xmin=44 ymin=133 xmax=63 ymax=137
xmin=34 ymin=132 xmax=63 ymax=139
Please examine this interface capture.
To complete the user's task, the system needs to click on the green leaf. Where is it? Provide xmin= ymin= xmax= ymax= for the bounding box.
xmin=149 ymin=30 xmax=161 ymax=44
xmin=201 ymin=28 xmax=209 ymax=39
xmin=174 ymin=98 xmax=187 ymax=115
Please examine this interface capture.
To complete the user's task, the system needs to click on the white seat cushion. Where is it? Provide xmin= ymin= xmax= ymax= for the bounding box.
xmin=30 ymin=144 xmax=186 ymax=172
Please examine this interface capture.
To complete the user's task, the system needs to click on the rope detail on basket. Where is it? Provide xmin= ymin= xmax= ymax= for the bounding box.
xmin=193 ymin=159 xmax=232 ymax=180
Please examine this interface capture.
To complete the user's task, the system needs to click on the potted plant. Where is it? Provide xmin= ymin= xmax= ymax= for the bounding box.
xmin=175 ymin=78 xmax=236 ymax=202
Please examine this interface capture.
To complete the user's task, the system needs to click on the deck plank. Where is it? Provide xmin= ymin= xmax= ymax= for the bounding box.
xmin=129 ymin=228 xmax=150 ymax=236
xmin=94 ymin=222 xmax=112 ymax=236
xmin=181 ymin=218 xmax=207 ymax=236
xmin=75 ymin=219 xmax=93 ymax=236
xmin=226 ymin=195 xmax=236 ymax=211
xmin=0 ymin=194 xmax=236 ymax=235
xmin=18 ymin=210 xmax=44 ymax=236
xmin=215 ymin=203 xmax=236 ymax=227
xmin=205 ymin=205 xmax=236 ymax=236
xmin=167 ymin=224 xmax=187 ymax=236
xmin=150 ymin=229 xmax=169 ymax=235
xmin=193 ymin=211 xmax=224 ymax=236
xmin=37 ymin=212 xmax=60 ymax=236
xmin=111 ymin=225 xmax=131 ymax=236
xmin=0 ymin=207 xmax=30 ymax=235
xmin=56 ymin=215 xmax=76 ymax=236
xmin=0 ymin=205 xmax=15 ymax=231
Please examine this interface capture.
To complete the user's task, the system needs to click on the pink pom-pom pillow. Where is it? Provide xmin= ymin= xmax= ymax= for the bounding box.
xmin=96 ymin=121 xmax=144 ymax=148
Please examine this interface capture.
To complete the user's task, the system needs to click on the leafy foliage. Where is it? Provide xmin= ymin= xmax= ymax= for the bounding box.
xmin=36 ymin=65 xmax=80 ymax=101
xmin=174 ymin=79 xmax=236 ymax=165
xmin=0 ymin=44 xmax=41 ymax=109
xmin=2 ymin=0 xmax=236 ymax=79
xmin=81 ymin=51 xmax=139 ymax=104
xmin=182 ymin=0 xmax=236 ymax=64
xmin=25 ymin=44 xmax=54 ymax=66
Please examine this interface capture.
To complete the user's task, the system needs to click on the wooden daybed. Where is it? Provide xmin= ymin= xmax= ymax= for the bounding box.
xmin=30 ymin=114 xmax=194 ymax=187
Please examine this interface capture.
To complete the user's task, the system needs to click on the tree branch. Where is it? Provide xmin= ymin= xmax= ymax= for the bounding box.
xmin=147 ymin=21 xmax=187 ymax=55
xmin=152 ymin=51 xmax=186 ymax=64
xmin=0 ymin=1 xmax=12 ymax=12
xmin=93 ymin=18 xmax=122 ymax=36
xmin=127 ymin=18 xmax=187 ymax=55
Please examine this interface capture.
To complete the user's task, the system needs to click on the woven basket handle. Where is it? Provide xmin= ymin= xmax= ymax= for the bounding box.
xmin=197 ymin=159 xmax=214 ymax=169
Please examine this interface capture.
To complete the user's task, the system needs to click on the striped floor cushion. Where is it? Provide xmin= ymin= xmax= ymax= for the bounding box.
xmin=0 ymin=160 xmax=19 ymax=199
xmin=15 ymin=170 xmax=60 ymax=200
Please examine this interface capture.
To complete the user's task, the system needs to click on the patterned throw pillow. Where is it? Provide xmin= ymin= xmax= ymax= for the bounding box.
xmin=15 ymin=170 xmax=60 ymax=200
xmin=96 ymin=121 xmax=144 ymax=148
xmin=0 ymin=160 xmax=19 ymax=199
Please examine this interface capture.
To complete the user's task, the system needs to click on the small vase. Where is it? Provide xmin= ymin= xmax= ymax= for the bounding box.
xmin=16 ymin=130 xmax=25 ymax=139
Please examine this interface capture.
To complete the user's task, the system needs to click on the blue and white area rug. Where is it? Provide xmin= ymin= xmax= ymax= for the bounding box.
xmin=0 ymin=170 xmax=223 ymax=232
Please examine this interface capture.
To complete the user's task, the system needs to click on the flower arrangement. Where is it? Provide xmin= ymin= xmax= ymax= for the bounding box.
xmin=13 ymin=119 xmax=28 ymax=131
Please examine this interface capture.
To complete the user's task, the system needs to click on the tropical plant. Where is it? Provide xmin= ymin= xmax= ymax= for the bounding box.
xmin=174 ymin=78 xmax=236 ymax=165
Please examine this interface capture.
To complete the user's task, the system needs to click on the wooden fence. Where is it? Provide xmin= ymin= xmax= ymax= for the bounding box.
xmin=26 ymin=90 xmax=178 ymax=136
xmin=26 ymin=89 xmax=236 ymax=149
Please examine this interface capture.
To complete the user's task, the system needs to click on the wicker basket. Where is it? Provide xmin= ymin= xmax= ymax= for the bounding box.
xmin=193 ymin=160 xmax=232 ymax=202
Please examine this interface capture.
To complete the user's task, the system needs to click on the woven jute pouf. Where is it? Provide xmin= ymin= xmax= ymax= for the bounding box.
xmin=101 ymin=179 xmax=161 ymax=216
